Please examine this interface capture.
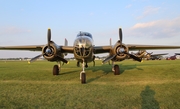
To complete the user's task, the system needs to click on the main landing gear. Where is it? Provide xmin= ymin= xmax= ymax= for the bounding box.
xmin=114 ymin=65 xmax=120 ymax=75
xmin=53 ymin=61 xmax=61 ymax=75
xmin=52 ymin=60 xmax=120 ymax=84
xmin=112 ymin=61 xmax=120 ymax=75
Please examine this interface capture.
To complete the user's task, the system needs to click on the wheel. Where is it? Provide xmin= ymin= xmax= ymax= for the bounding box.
xmin=53 ymin=65 xmax=59 ymax=75
xmin=81 ymin=73 xmax=86 ymax=84
xmin=114 ymin=64 xmax=120 ymax=75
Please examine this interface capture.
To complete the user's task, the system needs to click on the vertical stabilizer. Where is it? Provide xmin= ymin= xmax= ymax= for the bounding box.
xmin=64 ymin=38 xmax=68 ymax=56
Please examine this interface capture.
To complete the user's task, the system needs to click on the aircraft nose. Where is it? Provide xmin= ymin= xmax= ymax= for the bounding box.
xmin=74 ymin=37 xmax=93 ymax=57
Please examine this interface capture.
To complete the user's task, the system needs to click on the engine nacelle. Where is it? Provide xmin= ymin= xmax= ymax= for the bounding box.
xmin=111 ymin=41 xmax=129 ymax=61
xmin=42 ymin=41 xmax=62 ymax=61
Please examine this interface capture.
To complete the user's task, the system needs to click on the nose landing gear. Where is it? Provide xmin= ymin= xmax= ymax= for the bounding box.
xmin=80 ymin=59 xmax=86 ymax=84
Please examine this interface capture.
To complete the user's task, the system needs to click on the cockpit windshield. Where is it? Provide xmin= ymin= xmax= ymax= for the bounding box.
xmin=77 ymin=32 xmax=92 ymax=39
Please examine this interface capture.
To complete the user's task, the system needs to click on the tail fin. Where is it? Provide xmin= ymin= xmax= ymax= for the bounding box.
xmin=64 ymin=38 xmax=68 ymax=56
xmin=65 ymin=38 xmax=68 ymax=46
xmin=110 ymin=38 xmax=112 ymax=46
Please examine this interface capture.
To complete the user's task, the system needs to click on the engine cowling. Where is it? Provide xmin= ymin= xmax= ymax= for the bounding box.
xmin=42 ymin=41 xmax=62 ymax=61
xmin=111 ymin=41 xmax=129 ymax=61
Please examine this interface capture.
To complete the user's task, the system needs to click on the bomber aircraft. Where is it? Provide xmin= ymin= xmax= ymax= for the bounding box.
xmin=166 ymin=53 xmax=180 ymax=60
xmin=1 ymin=28 xmax=180 ymax=84
xmin=131 ymin=50 xmax=168 ymax=60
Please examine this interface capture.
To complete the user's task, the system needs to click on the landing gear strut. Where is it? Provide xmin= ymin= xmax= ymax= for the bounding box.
xmin=80 ymin=59 xmax=86 ymax=84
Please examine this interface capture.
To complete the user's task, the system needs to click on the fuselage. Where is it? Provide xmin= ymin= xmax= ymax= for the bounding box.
xmin=73 ymin=32 xmax=94 ymax=63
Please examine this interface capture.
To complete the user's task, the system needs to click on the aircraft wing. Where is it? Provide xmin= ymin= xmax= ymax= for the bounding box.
xmin=0 ymin=45 xmax=44 ymax=51
xmin=93 ymin=44 xmax=180 ymax=54
xmin=93 ymin=46 xmax=112 ymax=54
xmin=127 ymin=44 xmax=180 ymax=50
xmin=61 ymin=46 xmax=74 ymax=53
xmin=1 ymin=44 xmax=180 ymax=53
xmin=0 ymin=45 xmax=74 ymax=53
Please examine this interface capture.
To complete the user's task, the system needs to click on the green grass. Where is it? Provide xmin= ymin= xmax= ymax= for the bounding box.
xmin=0 ymin=60 xmax=180 ymax=109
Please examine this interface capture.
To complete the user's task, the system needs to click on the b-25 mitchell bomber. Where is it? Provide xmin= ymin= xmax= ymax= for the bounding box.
xmin=1 ymin=28 xmax=180 ymax=84
xmin=131 ymin=50 xmax=168 ymax=60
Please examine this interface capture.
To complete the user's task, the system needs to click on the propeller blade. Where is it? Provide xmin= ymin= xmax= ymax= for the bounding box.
xmin=47 ymin=28 xmax=51 ymax=48
xmin=103 ymin=55 xmax=116 ymax=64
xmin=30 ymin=54 xmax=43 ymax=63
xmin=119 ymin=28 xmax=122 ymax=45
xmin=129 ymin=54 xmax=142 ymax=62
xmin=56 ymin=55 xmax=68 ymax=63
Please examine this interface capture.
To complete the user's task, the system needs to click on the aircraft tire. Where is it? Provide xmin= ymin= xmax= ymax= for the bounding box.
xmin=114 ymin=64 xmax=120 ymax=75
xmin=53 ymin=65 xmax=59 ymax=75
xmin=81 ymin=73 xmax=86 ymax=84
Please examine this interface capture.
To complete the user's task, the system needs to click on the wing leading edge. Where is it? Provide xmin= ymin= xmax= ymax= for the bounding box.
xmin=0 ymin=45 xmax=74 ymax=53
xmin=93 ymin=44 xmax=180 ymax=54
xmin=127 ymin=44 xmax=180 ymax=50
xmin=0 ymin=45 xmax=44 ymax=51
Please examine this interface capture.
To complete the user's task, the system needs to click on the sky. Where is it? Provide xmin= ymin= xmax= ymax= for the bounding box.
xmin=0 ymin=0 xmax=180 ymax=58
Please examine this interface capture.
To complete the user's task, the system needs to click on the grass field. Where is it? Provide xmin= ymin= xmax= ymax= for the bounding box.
xmin=0 ymin=60 xmax=180 ymax=109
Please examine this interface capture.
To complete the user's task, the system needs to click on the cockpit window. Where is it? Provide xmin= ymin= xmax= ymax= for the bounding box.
xmin=77 ymin=32 xmax=92 ymax=38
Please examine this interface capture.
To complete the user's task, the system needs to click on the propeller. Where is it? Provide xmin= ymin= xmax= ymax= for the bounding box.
xmin=29 ymin=29 xmax=50 ymax=63
xmin=103 ymin=28 xmax=142 ymax=64
xmin=119 ymin=28 xmax=123 ymax=47
xmin=29 ymin=29 xmax=52 ymax=63
xmin=29 ymin=28 xmax=68 ymax=64
xmin=29 ymin=54 xmax=44 ymax=63
xmin=127 ymin=53 xmax=142 ymax=62
xmin=102 ymin=55 xmax=116 ymax=64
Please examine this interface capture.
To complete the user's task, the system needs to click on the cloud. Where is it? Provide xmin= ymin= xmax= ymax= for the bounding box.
xmin=125 ymin=4 xmax=132 ymax=8
xmin=0 ymin=26 xmax=31 ymax=36
xmin=125 ymin=17 xmax=180 ymax=38
xmin=137 ymin=6 xmax=160 ymax=19
xmin=89 ymin=12 xmax=94 ymax=16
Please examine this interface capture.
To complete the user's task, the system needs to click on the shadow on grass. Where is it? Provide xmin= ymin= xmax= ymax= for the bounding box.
xmin=59 ymin=70 xmax=79 ymax=76
xmin=59 ymin=61 xmax=144 ymax=83
xmin=140 ymin=85 xmax=160 ymax=109
xmin=86 ymin=63 xmax=143 ymax=83
xmin=89 ymin=64 xmax=143 ymax=74
xmin=119 ymin=64 xmax=143 ymax=74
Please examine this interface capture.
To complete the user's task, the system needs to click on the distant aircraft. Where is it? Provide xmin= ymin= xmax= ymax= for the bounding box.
xmin=132 ymin=50 xmax=168 ymax=60
xmin=166 ymin=53 xmax=180 ymax=60
xmin=1 ymin=28 xmax=180 ymax=84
